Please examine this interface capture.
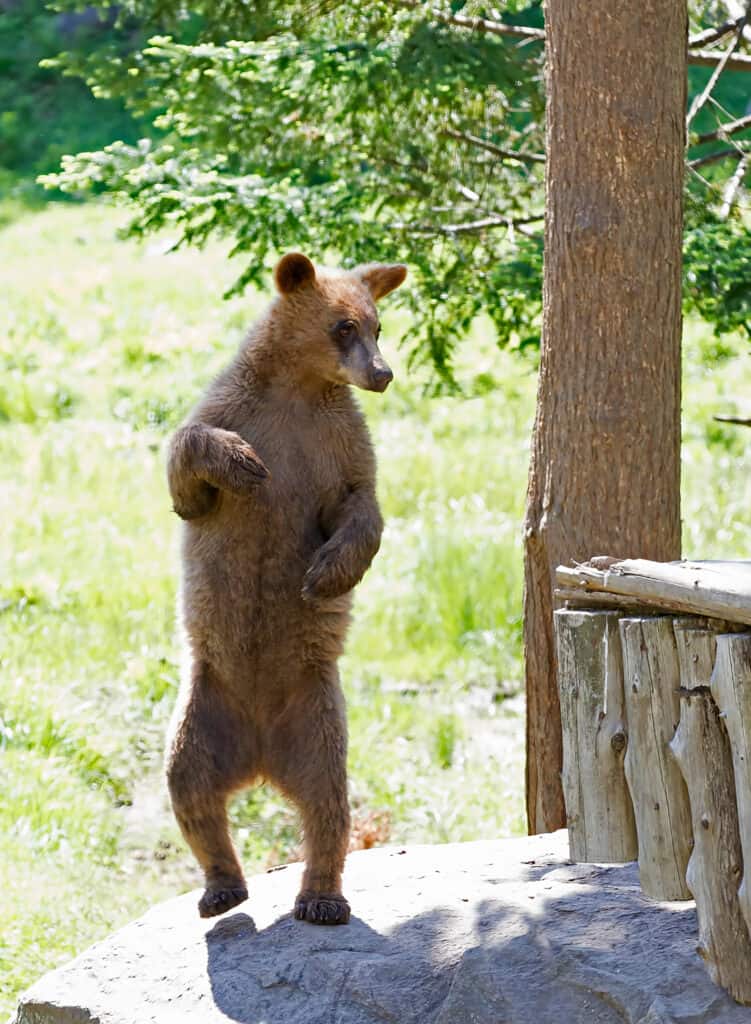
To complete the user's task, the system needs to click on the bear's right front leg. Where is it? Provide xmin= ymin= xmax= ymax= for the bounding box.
xmin=302 ymin=485 xmax=383 ymax=602
xmin=167 ymin=422 xmax=269 ymax=520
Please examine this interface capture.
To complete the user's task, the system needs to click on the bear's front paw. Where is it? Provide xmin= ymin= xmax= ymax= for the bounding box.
xmin=301 ymin=547 xmax=347 ymax=602
xmin=223 ymin=441 xmax=270 ymax=496
xmin=198 ymin=883 xmax=249 ymax=918
xmin=294 ymin=892 xmax=351 ymax=926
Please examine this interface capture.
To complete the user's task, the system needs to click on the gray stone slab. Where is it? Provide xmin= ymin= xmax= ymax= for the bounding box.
xmin=11 ymin=831 xmax=751 ymax=1024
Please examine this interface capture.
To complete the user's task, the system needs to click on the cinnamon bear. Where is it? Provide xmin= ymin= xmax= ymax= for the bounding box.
xmin=165 ymin=253 xmax=407 ymax=925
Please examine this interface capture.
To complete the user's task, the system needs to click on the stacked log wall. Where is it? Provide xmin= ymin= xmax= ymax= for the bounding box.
xmin=553 ymin=566 xmax=751 ymax=1005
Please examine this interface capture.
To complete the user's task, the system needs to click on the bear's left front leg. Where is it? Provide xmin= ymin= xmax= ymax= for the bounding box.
xmin=302 ymin=486 xmax=383 ymax=602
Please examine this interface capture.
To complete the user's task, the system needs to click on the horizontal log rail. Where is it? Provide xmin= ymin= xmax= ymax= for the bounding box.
xmin=556 ymin=558 xmax=751 ymax=625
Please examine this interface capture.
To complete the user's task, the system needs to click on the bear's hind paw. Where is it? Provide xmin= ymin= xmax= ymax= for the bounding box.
xmin=198 ymin=884 xmax=249 ymax=918
xmin=294 ymin=892 xmax=351 ymax=926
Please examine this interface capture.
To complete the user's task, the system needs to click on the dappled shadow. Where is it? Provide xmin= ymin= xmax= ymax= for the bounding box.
xmin=204 ymin=857 xmax=750 ymax=1024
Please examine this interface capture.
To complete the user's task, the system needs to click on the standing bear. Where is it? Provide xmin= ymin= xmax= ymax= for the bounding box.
xmin=165 ymin=253 xmax=407 ymax=925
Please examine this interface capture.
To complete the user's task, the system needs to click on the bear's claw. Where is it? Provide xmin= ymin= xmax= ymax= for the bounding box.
xmin=294 ymin=893 xmax=351 ymax=925
xmin=198 ymin=884 xmax=249 ymax=918
xmin=225 ymin=446 xmax=270 ymax=494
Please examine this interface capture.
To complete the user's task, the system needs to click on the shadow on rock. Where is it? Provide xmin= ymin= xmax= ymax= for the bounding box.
xmin=205 ymin=859 xmax=750 ymax=1024
xmin=206 ymin=908 xmax=455 ymax=1024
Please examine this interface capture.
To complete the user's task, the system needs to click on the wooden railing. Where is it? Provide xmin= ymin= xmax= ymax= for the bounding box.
xmin=554 ymin=559 xmax=751 ymax=1004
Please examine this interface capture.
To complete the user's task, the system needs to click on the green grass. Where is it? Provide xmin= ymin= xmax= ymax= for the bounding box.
xmin=2 ymin=200 xmax=751 ymax=1017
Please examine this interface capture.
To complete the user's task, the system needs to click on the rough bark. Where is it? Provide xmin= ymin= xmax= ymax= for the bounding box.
xmin=524 ymin=0 xmax=686 ymax=832
xmin=554 ymin=610 xmax=637 ymax=862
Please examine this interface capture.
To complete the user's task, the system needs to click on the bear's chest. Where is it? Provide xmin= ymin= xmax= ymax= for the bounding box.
xmin=241 ymin=411 xmax=350 ymax=508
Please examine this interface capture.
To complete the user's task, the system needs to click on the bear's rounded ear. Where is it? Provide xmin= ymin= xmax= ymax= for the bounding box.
xmin=358 ymin=263 xmax=408 ymax=301
xmin=274 ymin=253 xmax=316 ymax=295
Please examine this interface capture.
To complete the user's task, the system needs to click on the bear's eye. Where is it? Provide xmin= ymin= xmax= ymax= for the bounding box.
xmin=335 ymin=320 xmax=356 ymax=341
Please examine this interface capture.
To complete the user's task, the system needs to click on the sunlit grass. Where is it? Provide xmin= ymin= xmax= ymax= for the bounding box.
xmin=681 ymin=320 xmax=751 ymax=558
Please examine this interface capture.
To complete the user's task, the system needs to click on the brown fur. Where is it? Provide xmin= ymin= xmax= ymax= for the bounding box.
xmin=165 ymin=254 xmax=407 ymax=925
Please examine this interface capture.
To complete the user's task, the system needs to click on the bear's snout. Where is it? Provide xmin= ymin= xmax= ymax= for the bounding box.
xmin=368 ymin=368 xmax=393 ymax=391
xmin=370 ymin=364 xmax=394 ymax=392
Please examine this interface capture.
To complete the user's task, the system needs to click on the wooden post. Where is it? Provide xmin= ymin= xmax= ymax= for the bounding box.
xmin=554 ymin=609 xmax=637 ymax=862
xmin=619 ymin=617 xmax=692 ymax=899
xmin=670 ymin=626 xmax=751 ymax=1004
xmin=711 ymin=633 xmax=751 ymax=935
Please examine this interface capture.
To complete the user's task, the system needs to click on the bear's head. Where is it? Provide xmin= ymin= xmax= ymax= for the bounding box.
xmin=272 ymin=253 xmax=407 ymax=393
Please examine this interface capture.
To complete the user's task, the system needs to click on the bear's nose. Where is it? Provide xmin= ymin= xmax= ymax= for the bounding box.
xmin=371 ymin=366 xmax=394 ymax=391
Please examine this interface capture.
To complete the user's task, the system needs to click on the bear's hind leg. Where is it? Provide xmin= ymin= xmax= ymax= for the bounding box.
xmin=176 ymin=797 xmax=248 ymax=919
xmin=166 ymin=671 xmax=256 ymax=918
xmin=266 ymin=669 xmax=351 ymax=925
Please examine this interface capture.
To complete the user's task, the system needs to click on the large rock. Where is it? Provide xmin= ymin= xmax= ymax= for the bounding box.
xmin=12 ymin=831 xmax=751 ymax=1023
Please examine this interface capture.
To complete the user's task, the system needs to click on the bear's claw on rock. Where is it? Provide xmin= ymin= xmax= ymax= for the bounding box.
xmin=294 ymin=893 xmax=351 ymax=926
xmin=198 ymin=885 xmax=249 ymax=918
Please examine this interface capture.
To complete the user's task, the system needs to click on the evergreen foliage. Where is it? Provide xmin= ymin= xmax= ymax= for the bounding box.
xmin=0 ymin=0 xmax=146 ymax=195
xmin=20 ymin=1 xmax=751 ymax=380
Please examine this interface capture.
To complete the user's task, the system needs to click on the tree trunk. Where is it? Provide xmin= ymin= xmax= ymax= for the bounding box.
xmin=524 ymin=0 xmax=686 ymax=833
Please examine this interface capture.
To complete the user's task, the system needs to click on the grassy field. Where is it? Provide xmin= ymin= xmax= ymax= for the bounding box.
xmin=2 ymin=201 xmax=751 ymax=1017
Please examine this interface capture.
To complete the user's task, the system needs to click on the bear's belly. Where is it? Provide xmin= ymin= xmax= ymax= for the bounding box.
xmin=179 ymin=480 xmax=350 ymax=677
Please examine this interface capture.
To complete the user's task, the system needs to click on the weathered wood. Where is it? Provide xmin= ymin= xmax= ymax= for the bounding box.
xmin=555 ymin=587 xmax=668 ymax=615
xmin=557 ymin=559 xmax=751 ymax=626
xmin=711 ymin=633 xmax=751 ymax=935
xmin=554 ymin=609 xmax=637 ymax=862
xmin=670 ymin=627 xmax=751 ymax=1004
xmin=556 ymin=590 xmax=746 ymax=632
xmin=619 ymin=617 xmax=692 ymax=899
